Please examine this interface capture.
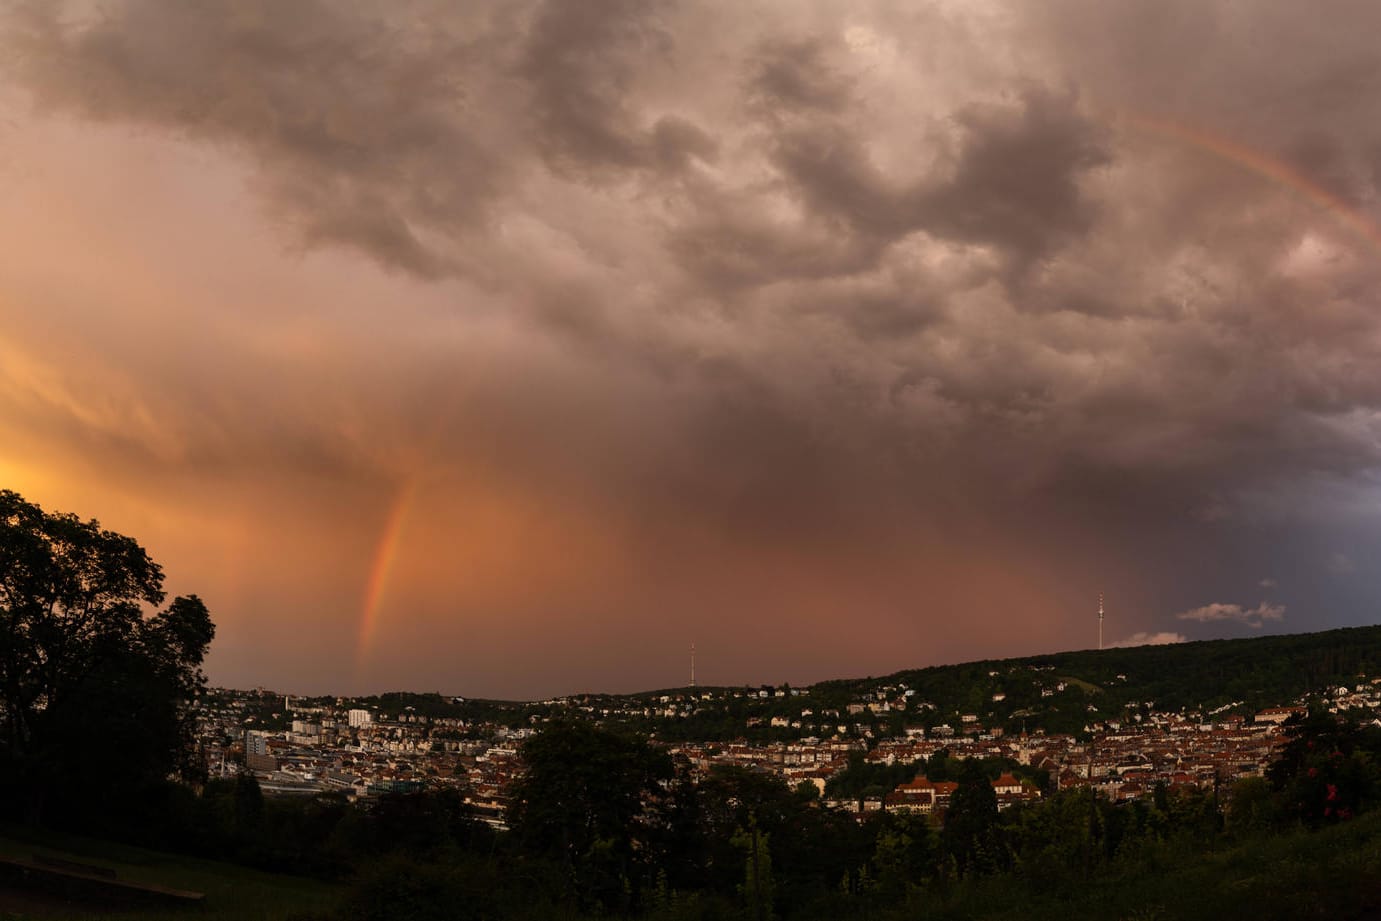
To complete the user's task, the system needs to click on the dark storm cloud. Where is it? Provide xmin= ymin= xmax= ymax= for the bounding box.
xmin=748 ymin=36 xmax=856 ymax=115
xmin=684 ymin=83 xmax=1111 ymax=288
xmin=7 ymin=0 xmax=1381 ymax=692
xmin=766 ymin=123 xmax=902 ymax=235
xmin=925 ymin=91 xmax=1111 ymax=263
xmin=519 ymin=0 xmax=719 ymax=176
xmin=665 ymin=200 xmax=884 ymax=288
xmin=5 ymin=0 xmax=521 ymax=276
xmin=520 ymin=0 xmax=661 ymax=171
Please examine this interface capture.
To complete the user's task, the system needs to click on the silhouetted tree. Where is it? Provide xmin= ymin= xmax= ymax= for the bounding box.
xmin=731 ymin=815 xmax=775 ymax=921
xmin=693 ymin=764 xmax=867 ymax=914
xmin=355 ymin=788 xmax=485 ymax=858
xmin=506 ymin=720 xmax=675 ymax=913
xmin=943 ymin=759 xmax=1004 ymax=876
xmin=869 ymin=811 xmax=936 ymax=902
xmin=0 ymin=489 xmax=214 ymax=825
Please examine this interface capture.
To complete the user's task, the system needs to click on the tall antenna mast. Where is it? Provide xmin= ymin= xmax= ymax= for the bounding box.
xmin=690 ymin=642 xmax=696 ymax=688
xmin=1098 ymin=592 xmax=1105 ymax=651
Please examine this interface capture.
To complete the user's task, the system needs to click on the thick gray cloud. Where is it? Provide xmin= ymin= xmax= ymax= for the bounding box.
xmin=5 ymin=0 xmax=526 ymax=276
xmin=4 ymin=0 xmax=1381 ymax=695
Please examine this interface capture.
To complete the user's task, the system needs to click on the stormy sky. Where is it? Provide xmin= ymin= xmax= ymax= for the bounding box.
xmin=2 ymin=0 xmax=1381 ymax=698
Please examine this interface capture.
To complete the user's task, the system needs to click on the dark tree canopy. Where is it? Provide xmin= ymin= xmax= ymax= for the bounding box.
xmin=0 ymin=489 xmax=214 ymax=823
xmin=1266 ymin=708 xmax=1381 ymax=827
xmin=506 ymin=720 xmax=679 ymax=912
xmin=943 ymin=758 xmax=1004 ymax=876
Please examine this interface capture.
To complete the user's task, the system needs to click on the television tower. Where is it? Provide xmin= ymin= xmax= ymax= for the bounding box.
xmin=690 ymin=642 xmax=696 ymax=688
xmin=1098 ymin=593 xmax=1105 ymax=651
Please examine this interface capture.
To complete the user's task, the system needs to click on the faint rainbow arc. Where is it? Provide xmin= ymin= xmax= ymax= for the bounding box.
xmin=355 ymin=477 xmax=419 ymax=674
xmin=352 ymin=335 xmax=497 ymax=675
xmin=1130 ymin=114 xmax=1381 ymax=254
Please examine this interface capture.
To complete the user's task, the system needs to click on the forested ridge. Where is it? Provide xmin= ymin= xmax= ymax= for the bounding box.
xmin=582 ymin=624 xmax=1381 ymax=743
xmin=816 ymin=625 xmax=1381 ymax=727
xmin=268 ymin=625 xmax=1381 ymax=744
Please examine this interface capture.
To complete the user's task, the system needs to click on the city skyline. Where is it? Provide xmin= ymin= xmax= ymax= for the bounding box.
xmin=2 ymin=1 xmax=1381 ymax=698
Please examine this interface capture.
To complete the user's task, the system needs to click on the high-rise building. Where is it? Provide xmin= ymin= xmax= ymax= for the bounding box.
xmin=245 ymin=730 xmax=270 ymax=757
xmin=244 ymin=729 xmax=279 ymax=772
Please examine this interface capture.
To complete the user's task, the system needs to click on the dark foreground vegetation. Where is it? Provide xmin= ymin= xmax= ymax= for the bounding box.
xmin=6 ymin=488 xmax=1381 ymax=920
xmin=0 ymin=823 xmax=339 ymax=921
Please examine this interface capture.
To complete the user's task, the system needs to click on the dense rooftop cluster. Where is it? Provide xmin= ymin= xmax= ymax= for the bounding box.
xmin=191 ymin=663 xmax=1381 ymax=826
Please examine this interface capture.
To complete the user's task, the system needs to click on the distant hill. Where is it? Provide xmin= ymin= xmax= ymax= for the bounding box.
xmin=290 ymin=624 xmax=1381 ymax=741
xmin=806 ymin=624 xmax=1381 ymax=734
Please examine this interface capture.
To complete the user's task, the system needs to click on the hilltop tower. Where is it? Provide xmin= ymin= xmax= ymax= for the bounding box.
xmin=690 ymin=642 xmax=696 ymax=688
xmin=1098 ymin=593 xmax=1105 ymax=651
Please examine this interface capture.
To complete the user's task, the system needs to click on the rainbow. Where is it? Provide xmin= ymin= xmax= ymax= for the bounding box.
xmin=355 ymin=478 xmax=418 ymax=675
xmin=1130 ymin=114 xmax=1381 ymax=253
xmin=349 ymin=337 xmax=498 ymax=674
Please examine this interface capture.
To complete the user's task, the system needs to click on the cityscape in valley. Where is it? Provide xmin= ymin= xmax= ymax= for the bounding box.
xmin=195 ymin=624 xmax=1381 ymax=825
xmin=208 ymin=685 xmax=1300 ymax=820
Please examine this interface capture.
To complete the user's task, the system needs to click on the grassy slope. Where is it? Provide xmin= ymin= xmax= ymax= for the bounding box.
xmin=0 ymin=824 xmax=339 ymax=921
